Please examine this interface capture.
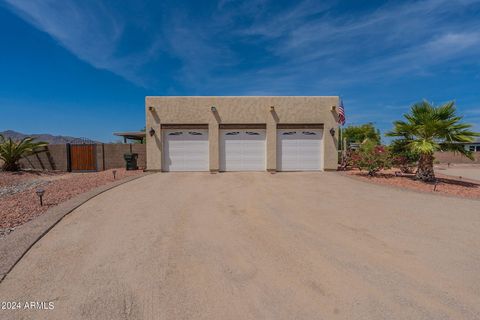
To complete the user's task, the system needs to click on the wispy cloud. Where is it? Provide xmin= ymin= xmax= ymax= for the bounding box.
xmin=240 ymin=0 xmax=480 ymax=86
xmin=3 ymin=0 xmax=480 ymax=94
xmin=3 ymin=0 xmax=161 ymax=86
xmin=159 ymin=0 xmax=480 ymax=93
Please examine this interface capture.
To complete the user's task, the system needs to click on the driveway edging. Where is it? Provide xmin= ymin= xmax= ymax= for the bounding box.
xmin=0 ymin=172 xmax=152 ymax=282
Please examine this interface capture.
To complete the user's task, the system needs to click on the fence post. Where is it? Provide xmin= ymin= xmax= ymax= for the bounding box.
xmin=66 ymin=143 xmax=72 ymax=172
xmin=102 ymin=143 xmax=106 ymax=171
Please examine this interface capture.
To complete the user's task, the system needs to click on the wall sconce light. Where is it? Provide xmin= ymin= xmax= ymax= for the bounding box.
xmin=270 ymin=106 xmax=275 ymax=112
xmin=149 ymin=127 xmax=155 ymax=136
xmin=148 ymin=106 xmax=154 ymax=111
xmin=211 ymin=106 xmax=217 ymax=112
xmin=329 ymin=128 xmax=336 ymax=136
xmin=36 ymin=188 xmax=45 ymax=206
xmin=331 ymin=106 xmax=337 ymax=112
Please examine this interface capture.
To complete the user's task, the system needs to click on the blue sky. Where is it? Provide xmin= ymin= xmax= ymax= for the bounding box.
xmin=0 ymin=0 xmax=479 ymax=142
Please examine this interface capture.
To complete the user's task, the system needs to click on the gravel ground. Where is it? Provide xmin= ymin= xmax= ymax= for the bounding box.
xmin=0 ymin=169 xmax=142 ymax=233
xmin=1 ymin=172 xmax=479 ymax=319
xmin=346 ymin=168 xmax=480 ymax=199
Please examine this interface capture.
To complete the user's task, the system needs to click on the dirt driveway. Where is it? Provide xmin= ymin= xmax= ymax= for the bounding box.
xmin=436 ymin=164 xmax=480 ymax=181
xmin=1 ymin=172 xmax=479 ymax=319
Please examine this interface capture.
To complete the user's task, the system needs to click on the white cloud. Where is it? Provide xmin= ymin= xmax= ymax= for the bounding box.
xmin=248 ymin=0 xmax=480 ymax=76
xmin=3 ymin=0 xmax=480 ymax=93
xmin=153 ymin=0 xmax=480 ymax=93
xmin=3 ymin=0 xmax=160 ymax=86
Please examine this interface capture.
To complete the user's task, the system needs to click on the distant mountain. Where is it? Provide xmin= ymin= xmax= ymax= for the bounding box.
xmin=0 ymin=130 xmax=99 ymax=144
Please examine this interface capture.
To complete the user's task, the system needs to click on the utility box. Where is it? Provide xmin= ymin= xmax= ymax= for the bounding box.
xmin=123 ymin=153 xmax=138 ymax=170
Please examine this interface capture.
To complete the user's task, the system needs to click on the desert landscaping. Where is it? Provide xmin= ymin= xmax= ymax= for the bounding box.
xmin=0 ymin=169 xmax=142 ymax=237
xmin=345 ymin=164 xmax=480 ymax=200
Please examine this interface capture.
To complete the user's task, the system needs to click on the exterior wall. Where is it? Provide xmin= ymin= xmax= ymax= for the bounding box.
xmin=145 ymin=96 xmax=340 ymax=171
xmin=18 ymin=144 xmax=68 ymax=171
xmin=434 ymin=151 xmax=480 ymax=164
xmin=96 ymin=144 xmax=105 ymax=171
xmin=132 ymin=144 xmax=146 ymax=170
xmin=96 ymin=144 xmax=147 ymax=170
xmin=13 ymin=144 xmax=146 ymax=171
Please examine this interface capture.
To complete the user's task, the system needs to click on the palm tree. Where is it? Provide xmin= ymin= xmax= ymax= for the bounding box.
xmin=0 ymin=135 xmax=48 ymax=171
xmin=387 ymin=100 xmax=479 ymax=182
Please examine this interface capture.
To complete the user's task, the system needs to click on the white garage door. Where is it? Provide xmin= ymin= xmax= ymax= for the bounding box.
xmin=163 ymin=129 xmax=209 ymax=171
xmin=277 ymin=129 xmax=323 ymax=171
xmin=220 ymin=129 xmax=266 ymax=171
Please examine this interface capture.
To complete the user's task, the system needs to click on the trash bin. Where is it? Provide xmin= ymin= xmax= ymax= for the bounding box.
xmin=124 ymin=153 xmax=138 ymax=170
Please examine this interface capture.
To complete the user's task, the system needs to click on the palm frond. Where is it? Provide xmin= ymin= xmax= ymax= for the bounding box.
xmin=0 ymin=136 xmax=48 ymax=171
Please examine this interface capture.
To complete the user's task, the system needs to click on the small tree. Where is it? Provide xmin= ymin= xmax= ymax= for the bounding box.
xmin=0 ymin=135 xmax=48 ymax=171
xmin=387 ymin=100 xmax=479 ymax=182
xmin=342 ymin=123 xmax=381 ymax=146
xmin=352 ymin=139 xmax=391 ymax=176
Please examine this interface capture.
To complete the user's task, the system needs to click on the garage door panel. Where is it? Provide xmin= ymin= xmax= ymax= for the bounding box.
xmin=163 ymin=129 xmax=209 ymax=171
xmin=277 ymin=129 xmax=323 ymax=171
xmin=220 ymin=129 xmax=266 ymax=171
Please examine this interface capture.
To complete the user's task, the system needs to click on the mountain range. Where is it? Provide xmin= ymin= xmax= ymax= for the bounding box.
xmin=0 ymin=130 xmax=99 ymax=144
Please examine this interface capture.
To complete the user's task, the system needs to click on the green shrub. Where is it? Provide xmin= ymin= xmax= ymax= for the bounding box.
xmin=389 ymin=140 xmax=420 ymax=173
xmin=352 ymin=140 xmax=391 ymax=176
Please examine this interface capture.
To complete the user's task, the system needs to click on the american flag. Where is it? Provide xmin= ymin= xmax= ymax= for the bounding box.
xmin=337 ymin=98 xmax=346 ymax=125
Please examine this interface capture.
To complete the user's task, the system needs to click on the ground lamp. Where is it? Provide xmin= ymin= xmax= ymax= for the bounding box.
xmin=113 ymin=169 xmax=117 ymax=180
xmin=36 ymin=188 xmax=45 ymax=206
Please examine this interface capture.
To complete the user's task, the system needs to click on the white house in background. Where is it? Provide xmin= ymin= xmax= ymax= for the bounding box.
xmin=463 ymin=138 xmax=480 ymax=152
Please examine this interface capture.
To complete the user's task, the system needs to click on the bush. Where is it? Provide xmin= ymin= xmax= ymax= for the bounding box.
xmin=389 ymin=140 xmax=420 ymax=173
xmin=352 ymin=140 xmax=391 ymax=176
xmin=0 ymin=135 xmax=47 ymax=171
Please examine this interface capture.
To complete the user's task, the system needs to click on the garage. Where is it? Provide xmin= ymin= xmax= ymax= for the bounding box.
xmin=163 ymin=128 xmax=209 ymax=171
xmin=146 ymin=97 xmax=340 ymax=171
xmin=277 ymin=127 xmax=323 ymax=171
xmin=220 ymin=126 xmax=266 ymax=171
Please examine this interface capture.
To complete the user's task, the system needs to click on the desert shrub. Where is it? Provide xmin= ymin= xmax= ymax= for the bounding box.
xmin=389 ymin=140 xmax=419 ymax=173
xmin=0 ymin=135 xmax=47 ymax=171
xmin=352 ymin=139 xmax=391 ymax=176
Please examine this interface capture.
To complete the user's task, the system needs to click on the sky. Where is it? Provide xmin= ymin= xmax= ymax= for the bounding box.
xmin=0 ymin=0 xmax=479 ymax=142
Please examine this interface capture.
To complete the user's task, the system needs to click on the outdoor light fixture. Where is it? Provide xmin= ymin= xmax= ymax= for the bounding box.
xmin=331 ymin=106 xmax=337 ymax=112
xmin=149 ymin=127 xmax=155 ymax=136
xmin=112 ymin=170 xmax=117 ymax=180
xmin=36 ymin=188 xmax=45 ymax=206
xmin=211 ymin=106 xmax=217 ymax=112
xmin=329 ymin=128 xmax=336 ymax=136
xmin=270 ymin=106 xmax=275 ymax=111
xmin=148 ymin=106 xmax=154 ymax=111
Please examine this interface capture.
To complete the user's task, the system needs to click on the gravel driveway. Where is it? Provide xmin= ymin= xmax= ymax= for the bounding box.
xmin=1 ymin=172 xmax=479 ymax=319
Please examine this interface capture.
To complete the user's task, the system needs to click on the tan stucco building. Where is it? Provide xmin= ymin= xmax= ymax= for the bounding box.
xmin=146 ymin=96 xmax=340 ymax=172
